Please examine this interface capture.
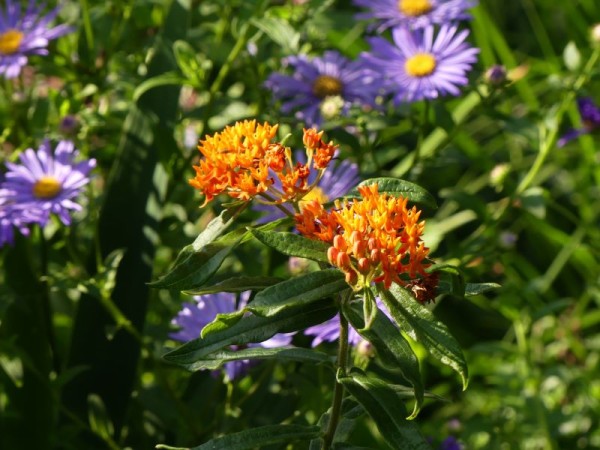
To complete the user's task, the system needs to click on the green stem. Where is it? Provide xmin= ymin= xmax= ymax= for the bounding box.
xmin=410 ymin=100 xmax=430 ymax=180
xmin=39 ymin=228 xmax=61 ymax=374
xmin=79 ymin=0 xmax=95 ymax=53
xmin=322 ymin=308 xmax=350 ymax=450
xmin=516 ymin=45 xmax=600 ymax=195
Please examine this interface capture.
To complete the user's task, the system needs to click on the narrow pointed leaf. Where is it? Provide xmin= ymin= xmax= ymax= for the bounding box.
xmin=175 ymin=346 xmax=334 ymax=371
xmin=183 ymin=276 xmax=283 ymax=295
xmin=157 ymin=424 xmax=320 ymax=450
xmin=248 ymin=269 xmax=347 ymax=317
xmin=164 ymin=300 xmax=336 ymax=366
xmin=378 ymin=284 xmax=468 ymax=389
xmin=465 ymin=282 xmax=501 ymax=296
xmin=347 ymin=178 xmax=437 ymax=209
xmin=338 ymin=370 xmax=432 ymax=450
xmin=343 ymin=302 xmax=424 ymax=419
xmin=149 ymin=228 xmax=246 ymax=290
xmin=249 ymin=229 xmax=330 ymax=263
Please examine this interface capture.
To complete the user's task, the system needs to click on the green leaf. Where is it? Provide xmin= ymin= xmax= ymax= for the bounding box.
xmin=133 ymin=72 xmax=185 ymax=102
xmin=249 ymin=229 xmax=330 ymax=263
xmin=164 ymin=300 xmax=336 ymax=367
xmin=343 ymin=301 xmax=423 ymax=419
xmin=427 ymin=263 xmax=465 ymax=298
xmin=378 ymin=284 xmax=468 ymax=390
xmin=338 ymin=370 xmax=432 ymax=450
xmin=248 ymin=269 xmax=347 ymax=317
xmin=173 ymin=40 xmax=211 ymax=86
xmin=464 ymin=282 xmax=501 ymax=296
xmin=157 ymin=424 xmax=320 ymax=450
xmin=346 ymin=178 xmax=437 ymax=209
xmin=172 ymin=346 xmax=334 ymax=372
xmin=251 ymin=16 xmax=301 ymax=53
xmin=183 ymin=276 xmax=283 ymax=295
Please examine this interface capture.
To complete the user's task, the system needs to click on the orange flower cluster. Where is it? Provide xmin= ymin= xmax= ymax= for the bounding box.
xmin=189 ymin=120 xmax=337 ymax=206
xmin=296 ymin=184 xmax=431 ymax=290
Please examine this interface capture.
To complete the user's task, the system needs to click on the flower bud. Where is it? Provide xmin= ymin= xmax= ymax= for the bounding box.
xmin=333 ymin=234 xmax=346 ymax=251
xmin=484 ymin=64 xmax=507 ymax=86
xmin=336 ymin=251 xmax=351 ymax=270
xmin=345 ymin=269 xmax=358 ymax=285
xmin=357 ymin=257 xmax=370 ymax=274
xmin=327 ymin=247 xmax=339 ymax=266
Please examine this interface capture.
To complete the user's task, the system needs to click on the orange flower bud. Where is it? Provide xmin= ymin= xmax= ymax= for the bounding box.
xmin=333 ymin=234 xmax=347 ymax=251
xmin=327 ymin=247 xmax=339 ymax=266
xmin=345 ymin=269 xmax=358 ymax=286
xmin=336 ymin=251 xmax=351 ymax=270
xmin=357 ymin=257 xmax=370 ymax=274
xmin=303 ymin=128 xmax=324 ymax=150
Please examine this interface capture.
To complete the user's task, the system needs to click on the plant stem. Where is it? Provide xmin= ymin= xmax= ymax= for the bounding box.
xmin=410 ymin=100 xmax=429 ymax=180
xmin=322 ymin=310 xmax=350 ymax=450
xmin=39 ymin=228 xmax=61 ymax=374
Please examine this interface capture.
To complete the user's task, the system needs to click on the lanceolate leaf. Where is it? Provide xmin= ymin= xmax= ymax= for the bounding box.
xmin=347 ymin=177 xmax=437 ymax=209
xmin=174 ymin=346 xmax=334 ymax=371
xmin=156 ymin=424 xmax=320 ymax=450
xmin=248 ymin=269 xmax=347 ymax=317
xmin=464 ymin=282 xmax=501 ymax=296
xmin=343 ymin=302 xmax=424 ymax=419
xmin=338 ymin=370 xmax=432 ymax=450
xmin=378 ymin=284 xmax=469 ymax=390
xmin=249 ymin=229 xmax=330 ymax=263
xmin=164 ymin=300 xmax=336 ymax=367
xmin=183 ymin=276 xmax=283 ymax=295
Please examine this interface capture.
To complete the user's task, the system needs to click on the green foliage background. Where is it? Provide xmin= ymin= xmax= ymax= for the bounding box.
xmin=1 ymin=0 xmax=599 ymax=449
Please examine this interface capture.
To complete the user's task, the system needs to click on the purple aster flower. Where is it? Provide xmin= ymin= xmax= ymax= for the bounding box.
xmin=557 ymin=97 xmax=600 ymax=147
xmin=0 ymin=0 xmax=72 ymax=78
xmin=1 ymin=140 xmax=96 ymax=227
xmin=0 ymin=195 xmax=36 ymax=247
xmin=363 ymin=24 xmax=479 ymax=103
xmin=264 ymin=51 xmax=384 ymax=126
xmin=304 ymin=298 xmax=391 ymax=348
xmin=439 ymin=436 xmax=463 ymax=450
xmin=170 ymin=292 xmax=294 ymax=381
xmin=254 ymin=151 xmax=360 ymax=223
xmin=354 ymin=0 xmax=476 ymax=32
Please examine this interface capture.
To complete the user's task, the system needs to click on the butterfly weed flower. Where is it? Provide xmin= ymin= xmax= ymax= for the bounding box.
xmin=353 ymin=0 xmax=476 ymax=32
xmin=190 ymin=121 xmax=339 ymax=209
xmin=253 ymin=150 xmax=360 ymax=223
xmin=264 ymin=51 xmax=384 ymax=127
xmin=557 ymin=97 xmax=600 ymax=147
xmin=0 ymin=0 xmax=72 ymax=78
xmin=1 ymin=140 xmax=96 ymax=227
xmin=363 ymin=24 xmax=479 ymax=103
xmin=296 ymin=183 xmax=432 ymax=291
xmin=170 ymin=292 xmax=293 ymax=381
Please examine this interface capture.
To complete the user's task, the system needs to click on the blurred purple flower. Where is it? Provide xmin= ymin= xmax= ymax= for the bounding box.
xmin=363 ymin=24 xmax=478 ymax=103
xmin=304 ymin=298 xmax=391 ymax=348
xmin=354 ymin=0 xmax=476 ymax=32
xmin=557 ymin=97 xmax=600 ymax=147
xmin=264 ymin=51 xmax=383 ymax=126
xmin=0 ymin=0 xmax=72 ymax=78
xmin=254 ymin=152 xmax=360 ymax=223
xmin=0 ymin=140 xmax=96 ymax=227
xmin=0 ymin=196 xmax=37 ymax=247
xmin=439 ymin=436 xmax=463 ymax=450
xmin=170 ymin=292 xmax=294 ymax=381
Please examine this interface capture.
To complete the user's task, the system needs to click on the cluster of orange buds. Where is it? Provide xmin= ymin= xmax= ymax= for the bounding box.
xmin=189 ymin=120 xmax=338 ymax=207
xmin=296 ymin=183 xmax=432 ymax=291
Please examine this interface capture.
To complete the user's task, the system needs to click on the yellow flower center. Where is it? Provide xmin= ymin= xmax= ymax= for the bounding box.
xmin=398 ymin=0 xmax=433 ymax=17
xmin=405 ymin=53 xmax=437 ymax=77
xmin=0 ymin=29 xmax=24 ymax=55
xmin=312 ymin=75 xmax=343 ymax=99
xmin=32 ymin=176 xmax=62 ymax=199
xmin=300 ymin=187 xmax=329 ymax=211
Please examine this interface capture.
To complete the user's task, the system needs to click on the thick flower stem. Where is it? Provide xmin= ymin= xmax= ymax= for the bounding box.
xmin=322 ymin=311 xmax=350 ymax=450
